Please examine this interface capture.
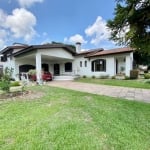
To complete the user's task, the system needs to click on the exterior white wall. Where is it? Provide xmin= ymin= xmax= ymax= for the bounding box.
xmin=73 ymin=52 xmax=133 ymax=77
xmin=38 ymin=48 xmax=74 ymax=60
xmin=15 ymin=59 xmax=35 ymax=78
xmin=14 ymin=59 xmax=73 ymax=77
xmin=73 ymin=55 xmax=116 ymax=77
xmin=73 ymin=56 xmax=89 ymax=76
xmin=38 ymin=48 xmax=75 ymax=76
xmin=47 ymin=62 xmax=75 ymax=76
xmin=0 ymin=62 xmax=4 ymax=66
xmin=2 ymin=57 xmax=17 ymax=80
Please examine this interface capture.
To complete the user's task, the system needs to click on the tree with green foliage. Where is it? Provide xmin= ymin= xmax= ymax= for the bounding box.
xmin=107 ymin=0 xmax=150 ymax=53
xmin=134 ymin=50 xmax=150 ymax=66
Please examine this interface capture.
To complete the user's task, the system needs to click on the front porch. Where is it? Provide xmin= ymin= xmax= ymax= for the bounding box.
xmin=115 ymin=53 xmax=133 ymax=76
xmin=14 ymin=48 xmax=76 ymax=82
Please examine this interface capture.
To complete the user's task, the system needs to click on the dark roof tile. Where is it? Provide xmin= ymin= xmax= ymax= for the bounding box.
xmin=85 ymin=47 xmax=133 ymax=57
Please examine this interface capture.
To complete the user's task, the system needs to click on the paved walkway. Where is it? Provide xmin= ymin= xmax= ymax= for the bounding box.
xmin=48 ymin=81 xmax=150 ymax=103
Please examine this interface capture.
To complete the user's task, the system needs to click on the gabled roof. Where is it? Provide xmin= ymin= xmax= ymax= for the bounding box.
xmin=76 ymin=48 xmax=104 ymax=56
xmin=1 ymin=43 xmax=133 ymax=58
xmin=0 ymin=45 xmax=28 ymax=54
xmin=14 ymin=44 xmax=76 ymax=57
xmin=83 ymin=47 xmax=133 ymax=58
xmin=1 ymin=44 xmax=76 ymax=57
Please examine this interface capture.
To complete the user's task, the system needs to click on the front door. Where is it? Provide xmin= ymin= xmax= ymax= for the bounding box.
xmin=42 ymin=63 xmax=49 ymax=72
xmin=54 ymin=64 xmax=60 ymax=75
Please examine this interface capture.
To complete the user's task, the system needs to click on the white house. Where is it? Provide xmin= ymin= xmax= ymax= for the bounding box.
xmin=0 ymin=43 xmax=133 ymax=82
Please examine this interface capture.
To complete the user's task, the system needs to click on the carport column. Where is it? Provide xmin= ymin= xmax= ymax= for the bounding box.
xmin=36 ymin=52 xmax=42 ymax=84
xmin=125 ymin=52 xmax=133 ymax=76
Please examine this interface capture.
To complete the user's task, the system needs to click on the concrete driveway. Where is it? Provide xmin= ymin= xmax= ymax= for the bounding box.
xmin=48 ymin=81 xmax=150 ymax=103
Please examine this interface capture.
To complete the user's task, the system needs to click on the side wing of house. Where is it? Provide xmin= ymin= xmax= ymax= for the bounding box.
xmin=74 ymin=49 xmax=133 ymax=77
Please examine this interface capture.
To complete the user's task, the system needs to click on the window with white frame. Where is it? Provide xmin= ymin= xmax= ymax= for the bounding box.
xmin=91 ymin=59 xmax=106 ymax=72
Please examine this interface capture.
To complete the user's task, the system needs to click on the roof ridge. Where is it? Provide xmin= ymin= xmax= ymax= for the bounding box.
xmin=85 ymin=47 xmax=134 ymax=58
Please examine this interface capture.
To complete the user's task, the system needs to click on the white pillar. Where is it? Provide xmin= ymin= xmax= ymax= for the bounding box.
xmin=125 ymin=52 xmax=133 ymax=76
xmin=36 ymin=52 xmax=42 ymax=83
xmin=15 ymin=61 xmax=20 ymax=81
xmin=130 ymin=52 xmax=133 ymax=70
xmin=12 ymin=58 xmax=16 ymax=80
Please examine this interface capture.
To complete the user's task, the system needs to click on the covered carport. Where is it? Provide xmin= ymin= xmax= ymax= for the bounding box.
xmin=13 ymin=44 xmax=76 ymax=83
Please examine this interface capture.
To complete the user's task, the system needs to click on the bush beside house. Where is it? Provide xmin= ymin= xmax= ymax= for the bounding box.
xmin=144 ymin=73 xmax=150 ymax=79
xmin=0 ymin=67 xmax=14 ymax=92
xmin=130 ymin=70 xmax=139 ymax=79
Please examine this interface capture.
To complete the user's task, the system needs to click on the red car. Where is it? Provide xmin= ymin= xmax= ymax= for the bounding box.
xmin=42 ymin=71 xmax=53 ymax=81
xmin=30 ymin=71 xmax=53 ymax=81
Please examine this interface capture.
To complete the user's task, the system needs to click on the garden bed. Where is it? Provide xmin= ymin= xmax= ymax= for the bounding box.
xmin=0 ymin=91 xmax=29 ymax=99
xmin=0 ymin=90 xmax=44 ymax=101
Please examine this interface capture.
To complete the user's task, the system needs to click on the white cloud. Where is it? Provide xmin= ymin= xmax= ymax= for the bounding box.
xmin=0 ymin=29 xmax=7 ymax=39
xmin=64 ymin=34 xmax=87 ymax=44
xmin=0 ymin=8 xmax=37 ymax=48
xmin=85 ymin=16 xmax=110 ymax=45
xmin=0 ymin=29 xmax=8 ymax=49
xmin=0 ymin=39 xmax=5 ymax=49
xmin=17 ymin=0 xmax=44 ymax=8
xmin=0 ymin=9 xmax=7 ymax=27
xmin=4 ymin=8 xmax=36 ymax=42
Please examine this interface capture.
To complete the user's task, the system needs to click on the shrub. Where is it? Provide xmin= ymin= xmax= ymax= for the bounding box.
xmin=111 ymin=76 xmax=116 ymax=79
xmin=0 ymin=72 xmax=3 ymax=79
xmin=145 ymin=80 xmax=150 ymax=84
xmin=99 ymin=75 xmax=109 ymax=79
xmin=0 ymin=80 xmax=10 ymax=92
xmin=11 ymin=81 xmax=20 ymax=87
xmin=83 ymin=75 xmax=87 ymax=78
xmin=125 ymin=76 xmax=130 ymax=80
xmin=144 ymin=73 xmax=150 ymax=79
xmin=0 ymin=67 xmax=14 ymax=92
xmin=130 ymin=70 xmax=139 ymax=79
xmin=92 ymin=75 xmax=96 ymax=79
xmin=28 ymin=69 xmax=36 ymax=75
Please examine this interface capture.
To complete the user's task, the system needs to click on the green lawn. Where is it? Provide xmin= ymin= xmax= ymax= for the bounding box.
xmin=76 ymin=78 xmax=150 ymax=89
xmin=0 ymin=86 xmax=150 ymax=150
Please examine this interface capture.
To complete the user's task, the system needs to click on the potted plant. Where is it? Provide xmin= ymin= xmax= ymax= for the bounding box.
xmin=28 ymin=69 xmax=36 ymax=81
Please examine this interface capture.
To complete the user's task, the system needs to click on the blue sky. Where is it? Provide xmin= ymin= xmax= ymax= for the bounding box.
xmin=0 ymin=0 xmax=118 ymax=50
